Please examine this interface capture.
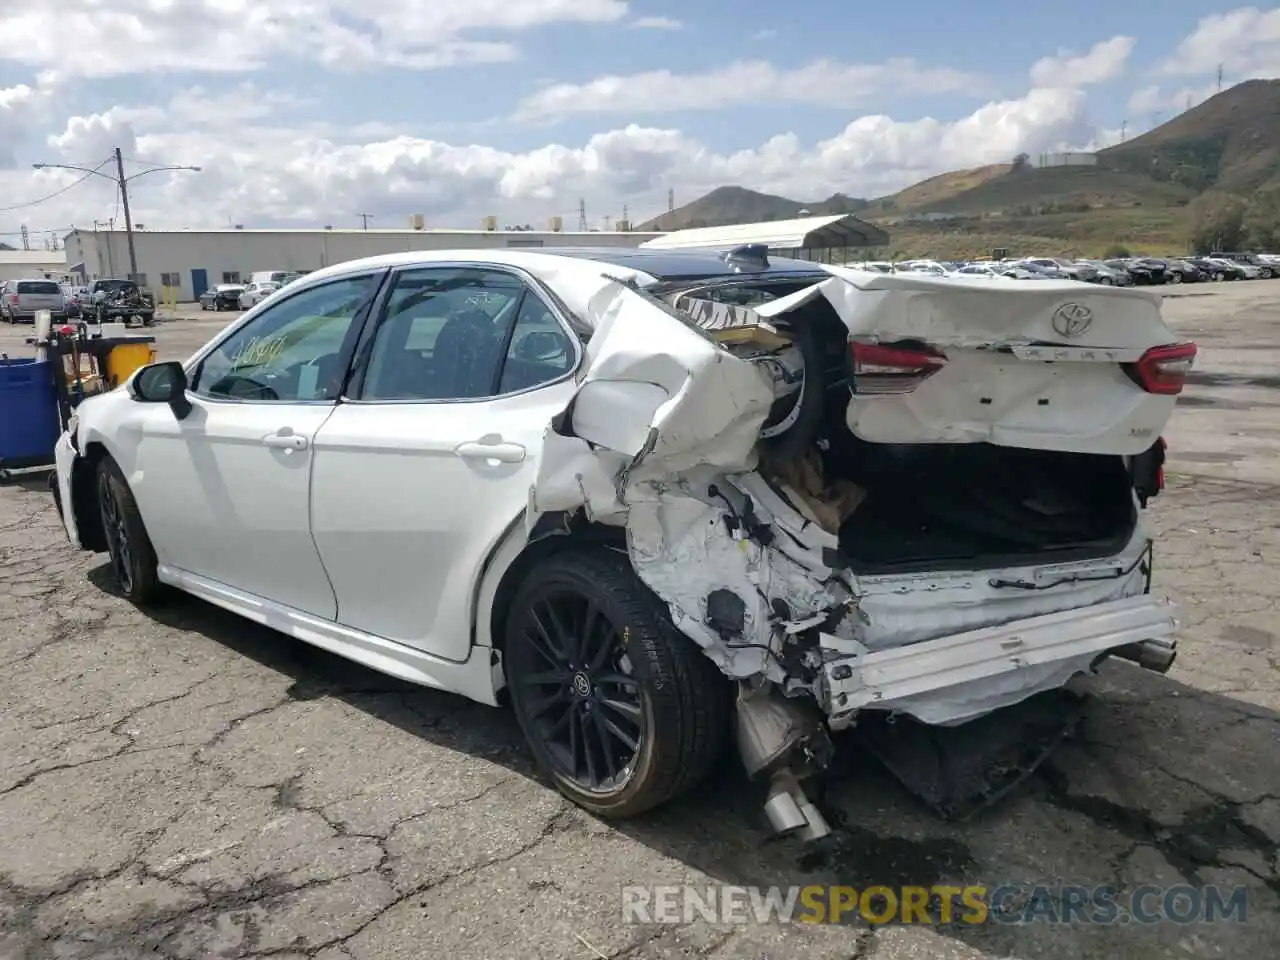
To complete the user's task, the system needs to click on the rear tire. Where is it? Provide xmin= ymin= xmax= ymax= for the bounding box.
xmin=1099 ymin=276 xmax=1112 ymax=285
xmin=1169 ymin=272 xmax=1182 ymax=284
xmin=96 ymin=455 xmax=162 ymax=604
xmin=504 ymin=547 xmax=730 ymax=819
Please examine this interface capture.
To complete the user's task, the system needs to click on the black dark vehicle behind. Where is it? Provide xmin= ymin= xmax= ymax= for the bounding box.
xmin=1105 ymin=259 xmax=1164 ymax=285
xmin=199 ymin=284 xmax=245 ymax=311
xmin=1211 ymin=252 xmax=1275 ymax=279
xmin=1158 ymin=259 xmax=1204 ymax=283
xmin=1186 ymin=258 xmax=1245 ymax=281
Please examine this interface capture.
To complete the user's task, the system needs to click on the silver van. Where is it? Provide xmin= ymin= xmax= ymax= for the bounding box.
xmin=2 ymin=278 xmax=66 ymax=324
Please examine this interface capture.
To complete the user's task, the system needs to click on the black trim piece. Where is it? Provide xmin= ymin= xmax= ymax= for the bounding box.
xmin=488 ymin=290 xmax=528 ymax=396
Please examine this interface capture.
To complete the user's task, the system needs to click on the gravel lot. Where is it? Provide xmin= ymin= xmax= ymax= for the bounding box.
xmin=1 ymin=283 xmax=1277 ymax=959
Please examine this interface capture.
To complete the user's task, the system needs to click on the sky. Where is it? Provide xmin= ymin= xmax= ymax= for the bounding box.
xmin=0 ymin=2 xmax=1278 ymax=244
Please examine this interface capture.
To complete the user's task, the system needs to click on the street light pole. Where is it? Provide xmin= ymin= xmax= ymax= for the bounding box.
xmin=32 ymin=150 xmax=200 ymax=283
xmin=114 ymin=148 xmax=140 ymax=283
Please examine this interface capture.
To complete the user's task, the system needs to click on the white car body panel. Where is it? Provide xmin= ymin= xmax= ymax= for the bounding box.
xmin=309 ymin=380 xmax=578 ymax=663
xmin=53 ymin=248 xmax=1184 ymax=731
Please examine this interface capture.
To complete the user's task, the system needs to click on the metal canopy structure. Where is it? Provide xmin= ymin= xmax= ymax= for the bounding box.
xmin=638 ymin=214 xmax=890 ymax=257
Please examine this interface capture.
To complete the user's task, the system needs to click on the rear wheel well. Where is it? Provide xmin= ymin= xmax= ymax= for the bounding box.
xmin=72 ymin=441 xmax=109 ymax=552
xmin=489 ymin=513 xmax=628 ymax=657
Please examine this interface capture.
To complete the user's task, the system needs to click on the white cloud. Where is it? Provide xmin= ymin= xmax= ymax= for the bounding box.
xmin=0 ymin=79 xmax=56 ymax=167
xmin=1126 ymin=82 xmax=1218 ymax=115
xmin=515 ymin=58 xmax=988 ymax=119
xmin=753 ymin=30 xmax=778 ymax=41
xmin=630 ymin=16 xmax=682 ymax=29
xmin=2 ymin=84 xmax=1099 ymax=236
xmin=1160 ymin=6 xmax=1280 ymax=77
xmin=1029 ymin=35 xmax=1135 ymax=87
xmin=0 ymin=0 xmax=631 ymax=78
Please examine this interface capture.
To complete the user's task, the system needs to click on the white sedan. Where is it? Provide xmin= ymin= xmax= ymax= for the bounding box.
xmin=51 ymin=248 xmax=1188 ymax=836
xmin=238 ymin=280 xmax=281 ymax=309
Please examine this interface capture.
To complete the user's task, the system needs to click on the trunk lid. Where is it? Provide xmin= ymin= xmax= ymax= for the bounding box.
xmin=814 ymin=267 xmax=1192 ymax=455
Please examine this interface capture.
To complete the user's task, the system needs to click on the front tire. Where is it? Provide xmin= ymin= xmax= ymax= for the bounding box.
xmin=96 ymin=456 xmax=162 ymax=604
xmin=504 ymin=547 xmax=730 ymax=819
xmin=1169 ymin=271 xmax=1182 ymax=284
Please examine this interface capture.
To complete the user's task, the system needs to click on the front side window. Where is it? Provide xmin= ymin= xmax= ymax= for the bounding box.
xmin=191 ymin=274 xmax=376 ymax=402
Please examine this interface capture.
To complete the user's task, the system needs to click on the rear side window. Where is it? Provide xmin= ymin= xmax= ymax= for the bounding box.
xmin=17 ymin=281 xmax=60 ymax=294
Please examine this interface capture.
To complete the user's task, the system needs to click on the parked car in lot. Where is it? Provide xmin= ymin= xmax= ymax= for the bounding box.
xmin=1206 ymin=256 xmax=1259 ymax=279
xmin=1210 ymin=252 xmax=1275 ymax=279
xmin=1157 ymin=259 xmax=1205 ymax=284
xmin=1018 ymin=260 xmax=1072 ymax=279
xmin=238 ymin=280 xmax=280 ymax=309
xmin=1073 ymin=260 xmax=1133 ymax=285
xmin=200 ymin=284 xmax=246 ymax=311
xmin=1182 ymin=257 xmax=1240 ymax=281
xmin=2 ymin=277 xmax=66 ymax=323
xmin=1021 ymin=257 xmax=1094 ymax=281
xmin=51 ymin=248 xmax=1189 ymax=836
xmin=1105 ymin=258 xmax=1161 ymax=285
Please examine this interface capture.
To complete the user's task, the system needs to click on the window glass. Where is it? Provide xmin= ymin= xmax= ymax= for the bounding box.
xmin=360 ymin=268 xmax=525 ymax=401
xmin=191 ymin=274 xmax=375 ymax=402
xmin=498 ymin=294 xmax=575 ymax=393
xmin=17 ymin=281 xmax=61 ymax=294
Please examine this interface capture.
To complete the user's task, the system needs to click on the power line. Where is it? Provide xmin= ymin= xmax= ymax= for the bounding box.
xmin=0 ymin=157 xmax=113 ymax=213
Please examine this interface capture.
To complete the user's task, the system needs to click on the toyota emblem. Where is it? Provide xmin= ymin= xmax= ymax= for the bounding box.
xmin=1051 ymin=302 xmax=1093 ymax=338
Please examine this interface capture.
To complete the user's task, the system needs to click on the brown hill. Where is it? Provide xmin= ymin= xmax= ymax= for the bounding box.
xmin=1101 ymin=78 xmax=1280 ymax=193
xmin=636 ymin=186 xmax=868 ymax=231
xmin=636 ymin=80 xmax=1280 ymax=244
xmin=880 ymin=163 xmax=1012 ymax=211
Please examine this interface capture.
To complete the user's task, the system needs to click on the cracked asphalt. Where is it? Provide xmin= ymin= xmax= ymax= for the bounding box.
xmin=1 ymin=285 xmax=1277 ymax=960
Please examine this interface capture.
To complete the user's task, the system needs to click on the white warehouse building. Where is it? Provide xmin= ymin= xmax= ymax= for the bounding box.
xmin=62 ymin=225 xmax=665 ymax=301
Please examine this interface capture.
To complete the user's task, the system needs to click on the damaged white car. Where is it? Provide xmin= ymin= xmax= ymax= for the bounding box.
xmin=51 ymin=246 xmax=1190 ymax=839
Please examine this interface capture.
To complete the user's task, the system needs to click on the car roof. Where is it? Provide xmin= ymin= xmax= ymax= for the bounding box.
xmin=296 ymin=246 xmax=827 ymax=285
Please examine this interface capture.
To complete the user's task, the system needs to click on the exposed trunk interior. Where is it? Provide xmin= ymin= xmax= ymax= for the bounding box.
xmin=666 ymin=274 xmax=1147 ymax=576
xmin=822 ymin=433 xmax=1138 ymax=574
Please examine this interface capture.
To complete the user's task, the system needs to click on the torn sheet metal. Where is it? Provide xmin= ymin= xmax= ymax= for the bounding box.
xmin=623 ymin=478 xmax=852 ymax=680
xmin=530 ymin=279 xmax=776 ymax=521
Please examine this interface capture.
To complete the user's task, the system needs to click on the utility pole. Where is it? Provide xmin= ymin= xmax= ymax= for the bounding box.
xmin=577 ymin=198 xmax=588 ymax=231
xmin=358 ymin=213 xmax=373 ymax=230
xmin=20 ymin=226 xmax=29 ymax=251
xmin=1217 ymin=64 xmax=1223 ymax=92
xmin=1120 ymin=120 xmax=1127 ymax=143
xmin=113 ymin=147 xmax=140 ymax=283
xmin=667 ymin=188 xmax=674 ymax=213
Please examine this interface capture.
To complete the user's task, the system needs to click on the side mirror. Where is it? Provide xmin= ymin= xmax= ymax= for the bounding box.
xmin=130 ymin=361 xmax=192 ymax=419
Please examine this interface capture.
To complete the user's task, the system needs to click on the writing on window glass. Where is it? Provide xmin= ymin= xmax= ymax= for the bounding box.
xmin=231 ymin=335 xmax=288 ymax=370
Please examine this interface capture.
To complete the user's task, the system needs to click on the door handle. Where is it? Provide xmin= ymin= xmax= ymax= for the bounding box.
xmin=455 ymin=440 xmax=526 ymax=463
xmin=263 ymin=433 xmax=308 ymax=451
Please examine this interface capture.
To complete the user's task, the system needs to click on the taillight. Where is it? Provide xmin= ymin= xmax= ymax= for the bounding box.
xmin=7 ymin=295 xmax=17 ymax=304
xmin=1132 ymin=342 xmax=1197 ymax=395
xmin=850 ymin=342 xmax=946 ymax=395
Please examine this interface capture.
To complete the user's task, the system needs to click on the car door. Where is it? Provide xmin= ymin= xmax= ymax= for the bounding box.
xmin=127 ymin=271 xmax=384 ymax=618
xmin=309 ymin=263 xmax=580 ymax=662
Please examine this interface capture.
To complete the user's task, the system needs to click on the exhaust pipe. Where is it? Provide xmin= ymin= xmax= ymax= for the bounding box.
xmin=1112 ymin=637 xmax=1177 ymax=674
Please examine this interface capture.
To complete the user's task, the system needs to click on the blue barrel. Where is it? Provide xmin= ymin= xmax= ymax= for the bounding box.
xmin=0 ymin=358 xmax=61 ymax=464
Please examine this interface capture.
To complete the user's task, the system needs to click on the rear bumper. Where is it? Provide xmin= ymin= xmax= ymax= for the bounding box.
xmin=821 ymin=594 xmax=1179 ymax=727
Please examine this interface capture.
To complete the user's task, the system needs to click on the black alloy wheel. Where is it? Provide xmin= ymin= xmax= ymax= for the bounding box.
xmin=504 ymin=548 xmax=730 ymax=818
xmin=514 ymin=590 xmax=643 ymax=793
xmin=95 ymin=456 xmax=162 ymax=603
xmin=98 ymin=469 xmax=135 ymax=595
